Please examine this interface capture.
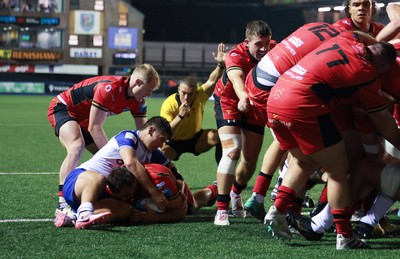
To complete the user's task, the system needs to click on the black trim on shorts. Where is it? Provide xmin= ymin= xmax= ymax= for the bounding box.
xmin=166 ymin=130 xmax=204 ymax=160
xmin=53 ymin=102 xmax=94 ymax=146
xmin=213 ymin=93 xmax=264 ymax=135
xmin=318 ymin=113 xmax=341 ymax=148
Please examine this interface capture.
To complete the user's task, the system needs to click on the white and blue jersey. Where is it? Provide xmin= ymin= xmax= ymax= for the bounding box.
xmin=77 ymin=129 xmax=170 ymax=178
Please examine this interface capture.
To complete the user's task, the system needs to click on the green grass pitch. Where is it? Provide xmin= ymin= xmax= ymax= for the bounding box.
xmin=0 ymin=95 xmax=399 ymax=258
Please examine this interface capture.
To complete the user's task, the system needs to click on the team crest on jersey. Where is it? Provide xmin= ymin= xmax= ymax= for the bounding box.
xmin=342 ymin=20 xmax=351 ymax=26
xmin=80 ymin=13 xmax=95 ymax=32
xmin=352 ymin=44 xmax=367 ymax=64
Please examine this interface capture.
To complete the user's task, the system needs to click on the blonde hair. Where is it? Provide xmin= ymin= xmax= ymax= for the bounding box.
xmin=131 ymin=63 xmax=160 ymax=87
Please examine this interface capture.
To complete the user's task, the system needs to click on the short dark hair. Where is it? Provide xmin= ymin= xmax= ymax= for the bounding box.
xmin=107 ymin=166 xmax=136 ymax=194
xmin=180 ymin=76 xmax=197 ymax=89
xmin=366 ymin=41 xmax=397 ymax=66
xmin=245 ymin=20 xmax=272 ymax=39
xmin=377 ymin=41 xmax=397 ymax=64
xmin=142 ymin=116 xmax=172 ymax=139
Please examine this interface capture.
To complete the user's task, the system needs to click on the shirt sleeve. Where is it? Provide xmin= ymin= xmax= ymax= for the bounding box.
xmin=150 ymin=149 xmax=170 ymax=166
xmin=160 ymin=94 xmax=179 ymax=122
xmin=92 ymin=82 xmax=118 ymax=112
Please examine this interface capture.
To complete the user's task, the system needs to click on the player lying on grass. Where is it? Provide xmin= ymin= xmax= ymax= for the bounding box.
xmin=53 ymin=116 xmax=216 ymax=228
xmin=55 ymin=164 xmax=218 ymax=228
xmin=54 ymin=166 xmax=139 ymax=229
xmin=130 ymin=163 xmax=218 ymax=224
xmin=54 ymin=116 xmax=175 ymax=229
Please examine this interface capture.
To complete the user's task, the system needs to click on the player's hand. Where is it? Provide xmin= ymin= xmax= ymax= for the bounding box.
xmin=212 ymin=43 xmax=227 ymax=64
xmin=178 ymin=102 xmax=191 ymax=117
xmin=150 ymin=191 xmax=168 ymax=211
xmin=237 ymin=92 xmax=251 ymax=113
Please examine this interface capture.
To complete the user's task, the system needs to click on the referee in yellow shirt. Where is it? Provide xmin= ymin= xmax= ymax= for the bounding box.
xmin=159 ymin=43 xmax=226 ymax=164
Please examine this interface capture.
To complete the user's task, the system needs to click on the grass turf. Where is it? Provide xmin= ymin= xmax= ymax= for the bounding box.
xmin=0 ymin=95 xmax=399 ymax=258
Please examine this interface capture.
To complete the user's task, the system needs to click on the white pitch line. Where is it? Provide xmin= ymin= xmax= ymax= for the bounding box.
xmin=0 ymin=172 xmax=57 ymax=175
xmin=0 ymin=218 xmax=53 ymax=223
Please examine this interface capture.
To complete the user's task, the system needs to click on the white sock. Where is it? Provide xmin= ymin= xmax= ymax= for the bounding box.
xmin=230 ymin=190 xmax=240 ymax=198
xmin=311 ymin=203 xmax=333 ymax=234
xmin=253 ymin=192 xmax=265 ymax=203
xmin=360 ymin=193 xmax=394 ymax=227
xmin=77 ymin=202 xmax=94 ymax=219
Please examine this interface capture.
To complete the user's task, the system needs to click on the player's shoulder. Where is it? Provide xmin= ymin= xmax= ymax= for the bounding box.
xmin=333 ymin=18 xmax=351 ymax=27
xmin=114 ymin=129 xmax=139 ymax=142
xmin=196 ymin=84 xmax=210 ymax=100
xmin=162 ymin=93 xmax=178 ymax=104
xmin=144 ymin=163 xmax=171 ymax=175
xmin=228 ymin=42 xmax=247 ymax=57
xmin=372 ymin=21 xmax=385 ymax=32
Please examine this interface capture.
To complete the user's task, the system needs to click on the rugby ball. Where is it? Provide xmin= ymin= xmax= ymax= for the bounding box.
xmin=134 ymin=198 xmax=165 ymax=213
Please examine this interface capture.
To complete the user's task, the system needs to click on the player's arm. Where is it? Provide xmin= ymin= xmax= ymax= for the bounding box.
xmin=88 ymin=105 xmax=109 ymax=149
xmin=388 ymin=3 xmax=400 ymax=22
xmin=119 ymin=147 xmax=168 ymax=211
xmin=368 ymin=108 xmax=400 ymax=150
xmin=376 ymin=3 xmax=400 ymax=41
xmin=353 ymin=31 xmax=377 ymax=45
xmin=204 ymin=43 xmax=226 ymax=96
xmin=167 ymin=191 xmax=187 ymax=209
xmin=130 ymin=204 xmax=186 ymax=224
xmin=167 ymin=162 xmax=184 ymax=180
xmin=133 ymin=116 xmax=146 ymax=130
xmin=228 ymin=68 xmax=250 ymax=112
xmin=132 ymin=99 xmax=147 ymax=129
xmin=133 ymin=192 xmax=187 ymax=224
xmin=160 ymin=99 xmax=185 ymax=132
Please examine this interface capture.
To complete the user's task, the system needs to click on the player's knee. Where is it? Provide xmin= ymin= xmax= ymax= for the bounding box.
xmin=220 ymin=134 xmax=241 ymax=159
xmin=219 ymin=133 xmax=241 ymax=148
xmin=227 ymin=148 xmax=240 ymax=160
xmin=67 ymin=141 xmax=86 ymax=157
xmin=218 ymin=133 xmax=241 ymax=175
xmin=217 ymin=155 xmax=238 ymax=176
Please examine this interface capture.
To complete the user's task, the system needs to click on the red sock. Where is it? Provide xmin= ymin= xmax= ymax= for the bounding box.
xmin=216 ymin=201 xmax=229 ymax=211
xmin=331 ymin=208 xmax=353 ymax=238
xmin=318 ymin=184 xmax=328 ymax=203
xmin=205 ymin=183 xmax=218 ymax=201
xmin=231 ymin=180 xmax=246 ymax=195
xmin=274 ymin=185 xmax=296 ymax=214
xmin=58 ymin=185 xmax=63 ymax=198
xmin=252 ymin=173 xmax=272 ymax=196
xmin=216 ymin=194 xmax=230 ymax=211
xmin=287 ymin=198 xmax=303 ymax=215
